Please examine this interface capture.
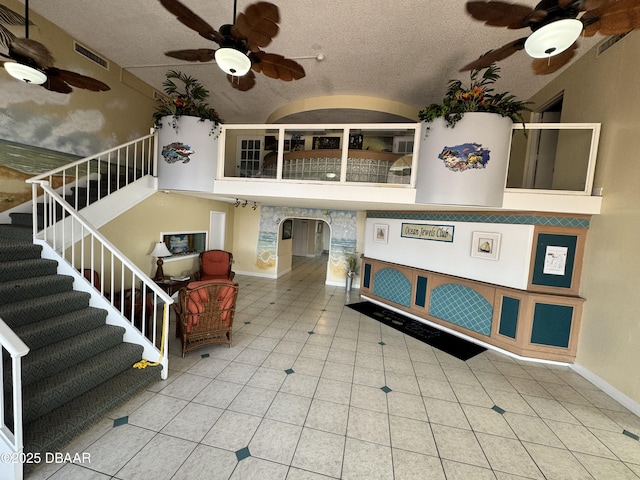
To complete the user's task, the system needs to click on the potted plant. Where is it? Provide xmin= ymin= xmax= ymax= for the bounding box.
xmin=154 ymin=70 xmax=223 ymax=135
xmin=415 ymin=64 xmax=530 ymax=207
xmin=155 ymin=70 xmax=224 ymax=192
xmin=345 ymin=253 xmax=360 ymax=292
xmin=418 ymin=64 xmax=530 ymax=131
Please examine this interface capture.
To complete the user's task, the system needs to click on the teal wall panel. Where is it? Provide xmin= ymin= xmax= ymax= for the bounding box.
xmin=531 ymin=303 xmax=573 ymax=348
xmin=415 ymin=276 xmax=428 ymax=307
xmin=429 ymin=284 xmax=493 ymax=336
xmin=499 ymin=296 xmax=520 ymax=339
xmin=363 ymin=263 xmax=372 ymax=289
xmin=372 ymin=268 xmax=412 ymax=307
xmin=531 ymin=234 xmax=577 ymax=289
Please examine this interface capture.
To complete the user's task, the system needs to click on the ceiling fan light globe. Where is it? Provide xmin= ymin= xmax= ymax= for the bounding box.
xmin=4 ymin=62 xmax=47 ymax=85
xmin=214 ymin=48 xmax=251 ymax=76
xmin=524 ymin=19 xmax=583 ymax=59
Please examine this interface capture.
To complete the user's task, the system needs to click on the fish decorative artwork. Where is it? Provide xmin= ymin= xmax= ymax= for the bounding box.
xmin=161 ymin=142 xmax=195 ymax=164
xmin=439 ymin=142 xmax=490 ymax=172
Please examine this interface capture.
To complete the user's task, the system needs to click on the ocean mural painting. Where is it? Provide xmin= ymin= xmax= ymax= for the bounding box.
xmin=258 ymin=206 xmax=358 ymax=280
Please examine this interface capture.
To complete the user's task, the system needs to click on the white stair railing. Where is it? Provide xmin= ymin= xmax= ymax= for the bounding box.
xmin=30 ymin=181 xmax=172 ymax=373
xmin=0 ymin=319 xmax=29 ymax=480
xmin=27 ymin=134 xmax=155 ymax=209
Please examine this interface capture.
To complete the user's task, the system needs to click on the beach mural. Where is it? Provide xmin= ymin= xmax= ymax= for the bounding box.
xmin=258 ymin=206 xmax=358 ymax=281
xmin=0 ymin=0 xmax=156 ymax=213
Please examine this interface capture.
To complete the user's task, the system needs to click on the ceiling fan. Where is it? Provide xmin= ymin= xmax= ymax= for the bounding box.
xmin=159 ymin=0 xmax=305 ymax=91
xmin=0 ymin=1 xmax=110 ymax=93
xmin=461 ymin=0 xmax=640 ymax=75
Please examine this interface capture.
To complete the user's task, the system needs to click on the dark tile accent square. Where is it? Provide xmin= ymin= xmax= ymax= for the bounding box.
xmin=235 ymin=447 xmax=251 ymax=461
xmin=492 ymin=405 xmax=506 ymax=415
xmin=113 ymin=416 xmax=128 ymax=427
xmin=623 ymin=430 xmax=639 ymax=441
xmin=285 ymin=368 xmax=295 ymax=375
xmin=381 ymin=386 xmax=392 ymax=394
xmin=201 ymin=353 xmax=210 ymax=358
xmin=308 ymin=331 xmax=315 ymax=335
xmin=244 ymin=321 xmax=251 ymax=325
xmin=378 ymin=341 xmax=386 ymax=346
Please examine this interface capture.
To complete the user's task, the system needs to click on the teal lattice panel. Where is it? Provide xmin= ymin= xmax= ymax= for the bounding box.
xmin=373 ymin=268 xmax=412 ymax=307
xmin=429 ymin=284 xmax=493 ymax=336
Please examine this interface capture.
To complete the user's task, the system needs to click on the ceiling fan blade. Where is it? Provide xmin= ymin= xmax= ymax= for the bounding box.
xmin=581 ymin=0 xmax=640 ymax=36
xmin=158 ymin=0 xmax=222 ymax=43
xmin=460 ymin=37 xmax=527 ymax=71
xmin=466 ymin=1 xmax=545 ymax=29
xmin=227 ymin=70 xmax=256 ymax=91
xmin=165 ymin=48 xmax=216 ymax=62
xmin=45 ymin=67 xmax=110 ymax=91
xmin=9 ymin=38 xmax=54 ymax=68
xmin=41 ymin=71 xmax=73 ymax=93
xmin=531 ymin=42 xmax=578 ymax=74
xmin=232 ymin=2 xmax=280 ymax=52
xmin=251 ymin=52 xmax=305 ymax=81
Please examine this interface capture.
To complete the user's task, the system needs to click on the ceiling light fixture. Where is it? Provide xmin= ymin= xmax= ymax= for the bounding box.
xmin=214 ymin=47 xmax=251 ymax=76
xmin=524 ymin=19 xmax=583 ymax=58
xmin=4 ymin=61 xmax=47 ymax=84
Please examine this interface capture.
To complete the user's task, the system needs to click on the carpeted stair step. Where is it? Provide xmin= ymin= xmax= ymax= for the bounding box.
xmin=22 ymin=342 xmax=145 ymax=424
xmin=0 ymin=239 xmax=41 ymax=261
xmin=24 ymin=364 xmax=162 ymax=456
xmin=10 ymin=212 xmax=43 ymax=230
xmin=0 ymin=274 xmax=74 ymax=306
xmin=0 ymin=290 xmax=91 ymax=328
xmin=0 ymin=224 xmax=32 ymax=241
xmin=16 ymin=324 xmax=127 ymax=387
xmin=0 ymin=257 xmax=58 ymax=282
xmin=13 ymin=306 xmax=108 ymax=351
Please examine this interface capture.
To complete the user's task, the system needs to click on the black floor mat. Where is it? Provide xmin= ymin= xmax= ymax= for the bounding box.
xmin=347 ymin=301 xmax=486 ymax=361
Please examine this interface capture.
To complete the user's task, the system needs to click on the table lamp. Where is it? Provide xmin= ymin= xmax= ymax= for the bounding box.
xmin=150 ymin=242 xmax=172 ymax=281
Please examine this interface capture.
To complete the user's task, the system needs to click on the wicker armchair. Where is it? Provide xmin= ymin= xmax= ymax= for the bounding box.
xmin=173 ymin=280 xmax=239 ymax=357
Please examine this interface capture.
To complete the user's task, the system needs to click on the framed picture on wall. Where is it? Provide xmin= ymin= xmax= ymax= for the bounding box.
xmin=374 ymin=223 xmax=389 ymax=244
xmin=471 ymin=232 xmax=501 ymax=260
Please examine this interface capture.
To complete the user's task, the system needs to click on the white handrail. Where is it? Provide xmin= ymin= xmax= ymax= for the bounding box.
xmin=0 ymin=319 xmax=29 ymax=478
xmin=32 ymin=181 xmax=173 ymax=358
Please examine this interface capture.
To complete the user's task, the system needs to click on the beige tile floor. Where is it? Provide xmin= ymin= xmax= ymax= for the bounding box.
xmin=28 ymin=255 xmax=640 ymax=479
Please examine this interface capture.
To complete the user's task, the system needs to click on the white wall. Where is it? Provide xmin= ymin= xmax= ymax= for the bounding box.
xmin=364 ymin=218 xmax=534 ymax=290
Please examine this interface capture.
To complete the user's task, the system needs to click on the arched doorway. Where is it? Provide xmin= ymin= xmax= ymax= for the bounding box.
xmin=277 ymin=217 xmax=331 ymax=283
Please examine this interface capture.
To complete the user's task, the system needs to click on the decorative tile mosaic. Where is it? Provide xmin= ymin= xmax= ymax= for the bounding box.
xmin=372 ymin=268 xmax=412 ymax=307
xmin=429 ymin=284 xmax=493 ymax=336
xmin=367 ymin=211 xmax=589 ymax=229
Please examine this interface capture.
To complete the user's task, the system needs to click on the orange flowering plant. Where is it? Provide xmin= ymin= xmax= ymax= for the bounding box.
xmin=153 ymin=70 xmax=223 ymax=130
xmin=418 ymin=64 xmax=530 ymax=129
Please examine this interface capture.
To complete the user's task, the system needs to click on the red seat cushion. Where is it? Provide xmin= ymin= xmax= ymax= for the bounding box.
xmin=201 ymin=251 xmax=231 ymax=279
xmin=183 ymin=280 xmax=236 ymax=332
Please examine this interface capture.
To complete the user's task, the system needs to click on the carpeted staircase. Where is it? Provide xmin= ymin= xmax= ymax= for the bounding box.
xmin=0 ymin=170 xmax=162 ymax=457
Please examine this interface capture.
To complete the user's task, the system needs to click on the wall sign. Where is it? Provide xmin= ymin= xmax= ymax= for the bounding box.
xmin=401 ymin=223 xmax=454 ymax=242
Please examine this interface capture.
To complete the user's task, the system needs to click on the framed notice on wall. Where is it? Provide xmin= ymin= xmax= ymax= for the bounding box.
xmin=531 ymin=233 xmax=577 ymax=290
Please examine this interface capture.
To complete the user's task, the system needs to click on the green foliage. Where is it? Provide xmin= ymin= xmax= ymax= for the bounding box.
xmin=418 ymin=64 xmax=531 ymax=129
xmin=153 ymin=70 xmax=223 ymax=127
xmin=345 ymin=253 xmax=360 ymax=276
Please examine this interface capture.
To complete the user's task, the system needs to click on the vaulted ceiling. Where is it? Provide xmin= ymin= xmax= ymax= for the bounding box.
xmin=23 ymin=0 xmax=604 ymax=124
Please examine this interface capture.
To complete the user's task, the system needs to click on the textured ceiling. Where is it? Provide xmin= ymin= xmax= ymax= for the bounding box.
xmin=22 ymin=0 xmax=604 ymax=124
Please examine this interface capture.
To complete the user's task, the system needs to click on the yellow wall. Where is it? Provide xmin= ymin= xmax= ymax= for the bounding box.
xmin=529 ymin=31 xmax=640 ymax=402
xmin=231 ymin=205 xmax=263 ymax=275
xmin=99 ymin=192 xmax=233 ymax=279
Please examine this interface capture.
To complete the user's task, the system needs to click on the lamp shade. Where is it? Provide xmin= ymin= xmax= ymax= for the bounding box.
xmin=524 ymin=19 xmax=583 ymax=58
xmin=214 ymin=47 xmax=251 ymax=76
xmin=4 ymin=62 xmax=47 ymax=84
xmin=150 ymin=241 xmax=172 ymax=258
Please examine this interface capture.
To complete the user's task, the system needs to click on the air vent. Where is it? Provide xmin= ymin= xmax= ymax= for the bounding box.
xmin=74 ymin=41 xmax=109 ymax=69
xmin=597 ymin=33 xmax=628 ymax=56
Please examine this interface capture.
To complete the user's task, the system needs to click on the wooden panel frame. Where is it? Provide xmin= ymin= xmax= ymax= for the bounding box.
xmin=527 ymin=225 xmax=586 ymax=296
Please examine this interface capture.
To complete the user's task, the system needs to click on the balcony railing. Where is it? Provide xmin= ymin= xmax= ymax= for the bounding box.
xmin=218 ymin=122 xmax=600 ymax=195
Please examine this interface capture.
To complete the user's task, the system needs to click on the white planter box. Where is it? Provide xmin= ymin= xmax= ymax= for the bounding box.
xmin=415 ymin=112 xmax=513 ymax=207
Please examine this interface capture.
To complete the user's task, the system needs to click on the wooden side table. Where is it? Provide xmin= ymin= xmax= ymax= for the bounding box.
xmin=154 ymin=276 xmax=191 ymax=296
